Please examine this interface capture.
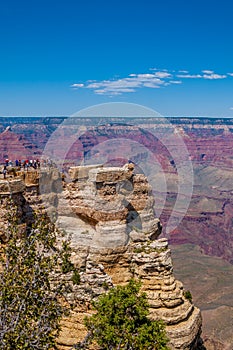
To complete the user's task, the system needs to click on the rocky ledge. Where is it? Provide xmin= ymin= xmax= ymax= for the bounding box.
xmin=0 ymin=165 xmax=204 ymax=349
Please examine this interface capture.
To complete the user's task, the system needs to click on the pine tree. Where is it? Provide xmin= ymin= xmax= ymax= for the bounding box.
xmin=0 ymin=206 xmax=78 ymax=349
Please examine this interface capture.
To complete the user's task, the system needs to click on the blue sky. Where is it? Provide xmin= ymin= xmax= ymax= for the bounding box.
xmin=1 ymin=0 xmax=233 ymax=116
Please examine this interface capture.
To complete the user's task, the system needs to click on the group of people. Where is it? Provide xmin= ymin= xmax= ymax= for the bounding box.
xmin=5 ymin=158 xmax=41 ymax=170
xmin=1 ymin=158 xmax=56 ymax=179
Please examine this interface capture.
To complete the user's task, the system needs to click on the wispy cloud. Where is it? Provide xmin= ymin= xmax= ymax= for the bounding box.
xmin=176 ymin=70 xmax=227 ymax=80
xmin=71 ymin=69 xmax=230 ymax=95
xmin=71 ymin=70 xmax=175 ymax=95
xmin=70 ymin=83 xmax=84 ymax=88
xmin=203 ymin=73 xmax=227 ymax=80
xmin=176 ymin=74 xmax=202 ymax=79
xmin=202 ymin=70 xmax=214 ymax=74
xmin=169 ymin=80 xmax=182 ymax=84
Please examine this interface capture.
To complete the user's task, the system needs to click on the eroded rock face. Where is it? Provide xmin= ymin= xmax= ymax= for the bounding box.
xmin=130 ymin=238 xmax=202 ymax=350
xmin=64 ymin=163 xmax=160 ymax=249
xmin=56 ymin=251 xmax=113 ymax=349
xmin=0 ymin=166 xmax=204 ymax=349
xmin=56 ymin=164 xmax=203 ymax=349
xmin=0 ymin=179 xmax=30 ymax=242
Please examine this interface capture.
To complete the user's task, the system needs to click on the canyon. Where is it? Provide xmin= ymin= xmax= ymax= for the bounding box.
xmin=0 ymin=116 xmax=233 ymax=348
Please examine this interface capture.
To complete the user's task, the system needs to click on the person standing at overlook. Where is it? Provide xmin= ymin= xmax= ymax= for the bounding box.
xmin=3 ymin=166 xmax=7 ymax=179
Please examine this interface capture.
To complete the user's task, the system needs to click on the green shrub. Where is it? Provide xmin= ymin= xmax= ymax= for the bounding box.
xmin=184 ymin=290 xmax=193 ymax=303
xmin=77 ymin=279 xmax=169 ymax=349
xmin=72 ymin=270 xmax=81 ymax=285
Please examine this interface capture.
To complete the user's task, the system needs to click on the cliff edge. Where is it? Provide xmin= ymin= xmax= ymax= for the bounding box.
xmin=56 ymin=164 xmax=204 ymax=349
xmin=0 ymin=165 xmax=204 ymax=349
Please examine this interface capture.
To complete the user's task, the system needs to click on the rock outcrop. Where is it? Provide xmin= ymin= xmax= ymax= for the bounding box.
xmin=0 ymin=165 xmax=204 ymax=349
xmin=56 ymin=164 xmax=203 ymax=349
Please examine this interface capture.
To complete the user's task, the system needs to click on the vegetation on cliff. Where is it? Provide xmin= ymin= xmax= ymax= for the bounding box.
xmin=0 ymin=206 xmax=77 ymax=349
xmin=77 ymin=279 xmax=169 ymax=350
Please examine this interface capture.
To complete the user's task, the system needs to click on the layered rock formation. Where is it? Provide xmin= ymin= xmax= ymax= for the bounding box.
xmin=0 ymin=165 xmax=203 ymax=349
xmin=0 ymin=126 xmax=41 ymax=162
xmin=131 ymin=239 xmax=202 ymax=349
xmin=56 ymin=164 xmax=203 ymax=349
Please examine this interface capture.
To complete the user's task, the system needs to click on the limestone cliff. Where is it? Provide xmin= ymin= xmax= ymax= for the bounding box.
xmin=56 ymin=164 xmax=204 ymax=349
xmin=0 ymin=165 xmax=204 ymax=349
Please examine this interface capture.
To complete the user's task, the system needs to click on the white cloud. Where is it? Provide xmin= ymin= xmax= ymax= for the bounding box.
xmin=176 ymin=71 xmax=226 ymax=80
xmin=70 ymin=68 xmax=230 ymax=95
xmin=169 ymin=80 xmax=182 ymax=84
xmin=137 ymin=73 xmax=155 ymax=78
xmin=154 ymin=71 xmax=171 ymax=78
xmin=150 ymin=67 xmax=165 ymax=70
xmin=230 ymin=107 xmax=233 ymax=110
xmin=143 ymin=82 xmax=162 ymax=88
xmin=72 ymin=71 xmax=177 ymax=95
xmin=202 ymin=70 xmax=214 ymax=74
xmin=70 ymin=83 xmax=84 ymax=88
xmin=203 ymin=73 xmax=226 ymax=79
xmin=176 ymin=74 xmax=202 ymax=79
xmin=95 ymin=88 xmax=135 ymax=95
